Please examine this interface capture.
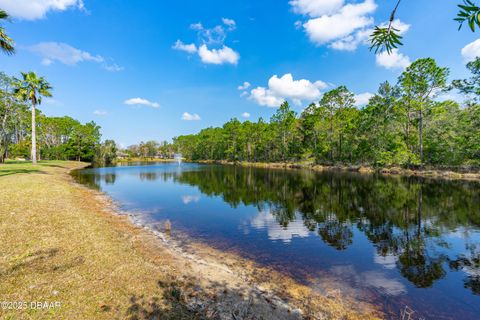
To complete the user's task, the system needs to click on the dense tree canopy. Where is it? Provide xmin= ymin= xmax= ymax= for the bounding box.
xmin=164 ymin=57 xmax=479 ymax=168
xmin=0 ymin=72 xmax=103 ymax=163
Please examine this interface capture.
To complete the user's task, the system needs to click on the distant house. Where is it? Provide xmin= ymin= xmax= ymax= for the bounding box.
xmin=116 ymin=151 xmax=129 ymax=159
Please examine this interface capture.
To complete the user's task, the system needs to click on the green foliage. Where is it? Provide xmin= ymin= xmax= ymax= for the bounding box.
xmin=455 ymin=0 xmax=480 ymax=31
xmin=369 ymin=26 xmax=403 ymax=54
xmin=164 ymin=57 xmax=479 ymax=169
xmin=0 ymin=9 xmax=14 ymax=55
xmin=96 ymin=139 xmax=117 ymax=165
xmin=370 ymin=1 xmax=480 ymax=53
xmin=0 ymin=72 xmax=102 ymax=163
xmin=452 ymin=57 xmax=480 ymax=102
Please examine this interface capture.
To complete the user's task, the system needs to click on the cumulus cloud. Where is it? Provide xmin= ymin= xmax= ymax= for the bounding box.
xmin=124 ymin=98 xmax=160 ymax=108
xmin=292 ymin=1 xmax=410 ymax=52
xmin=28 ymin=42 xmax=123 ymax=71
xmin=290 ymin=0 xmax=345 ymax=17
xmin=375 ymin=49 xmax=411 ymax=70
xmin=0 ymin=0 xmax=85 ymax=20
xmin=250 ymin=87 xmax=286 ymax=107
xmin=238 ymin=82 xmax=251 ymax=90
xmin=241 ymin=112 xmax=251 ymax=118
xmin=301 ymin=0 xmax=377 ymax=47
xmin=198 ymin=45 xmax=240 ymax=65
xmin=172 ymin=40 xmax=197 ymax=54
xmin=93 ymin=110 xmax=107 ymax=116
xmin=181 ymin=112 xmax=201 ymax=121
xmin=248 ymin=74 xmax=328 ymax=107
xmin=174 ymin=20 xmax=240 ymax=65
xmin=461 ymin=39 xmax=480 ymax=62
xmin=354 ymin=92 xmax=374 ymax=106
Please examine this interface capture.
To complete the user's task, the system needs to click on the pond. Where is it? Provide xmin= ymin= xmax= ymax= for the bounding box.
xmin=72 ymin=162 xmax=480 ymax=319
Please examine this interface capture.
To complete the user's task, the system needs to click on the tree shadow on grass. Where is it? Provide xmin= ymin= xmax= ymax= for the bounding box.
xmin=122 ymin=277 xmax=302 ymax=320
xmin=0 ymin=168 xmax=46 ymax=177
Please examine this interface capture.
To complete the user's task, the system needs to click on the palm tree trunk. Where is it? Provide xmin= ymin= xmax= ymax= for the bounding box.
xmin=31 ymin=102 xmax=37 ymax=165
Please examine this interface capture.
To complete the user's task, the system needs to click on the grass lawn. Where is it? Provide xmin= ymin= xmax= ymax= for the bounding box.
xmin=0 ymin=161 xmax=195 ymax=319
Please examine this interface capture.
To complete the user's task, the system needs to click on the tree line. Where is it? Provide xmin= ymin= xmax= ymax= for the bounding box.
xmin=170 ymin=58 xmax=480 ymax=168
xmin=0 ymin=72 xmax=115 ymax=164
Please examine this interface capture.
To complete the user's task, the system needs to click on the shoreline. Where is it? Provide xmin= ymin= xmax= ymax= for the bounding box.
xmin=194 ymin=160 xmax=480 ymax=181
xmin=1 ymin=161 xmax=382 ymax=319
xmin=111 ymin=157 xmax=480 ymax=181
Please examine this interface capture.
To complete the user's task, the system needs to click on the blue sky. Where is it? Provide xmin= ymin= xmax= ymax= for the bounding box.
xmin=0 ymin=0 xmax=478 ymax=146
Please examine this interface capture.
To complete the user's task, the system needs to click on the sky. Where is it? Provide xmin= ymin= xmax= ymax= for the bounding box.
xmin=0 ymin=0 xmax=479 ymax=147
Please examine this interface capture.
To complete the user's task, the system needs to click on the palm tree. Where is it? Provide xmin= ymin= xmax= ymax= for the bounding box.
xmin=14 ymin=72 xmax=52 ymax=164
xmin=0 ymin=10 xmax=15 ymax=55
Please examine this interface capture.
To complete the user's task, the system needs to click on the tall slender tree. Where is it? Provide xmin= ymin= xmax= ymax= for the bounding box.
xmin=14 ymin=72 xmax=52 ymax=164
xmin=398 ymin=58 xmax=449 ymax=163
xmin=0 ymin=10 xmax=15 ymax=55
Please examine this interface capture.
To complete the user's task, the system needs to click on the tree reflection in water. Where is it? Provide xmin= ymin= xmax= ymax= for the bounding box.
xmin=172 ymin=165 xmax=480 ymax=293
xmin=74 ymin=164 xmax=480 ymax=296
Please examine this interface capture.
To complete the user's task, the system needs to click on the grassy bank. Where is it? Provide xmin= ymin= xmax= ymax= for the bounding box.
xmin=196 ymin=160 xmax=480 ymax=181
xmin=0 ymin=160 xmax=381 ymax=320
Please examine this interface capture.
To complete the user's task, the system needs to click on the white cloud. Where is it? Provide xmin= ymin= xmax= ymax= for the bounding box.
xmin=242 ymin=112 xmax=251 ymax=118
xmin=28 ymin=41 xmax=123 ymax=71
xmin=93 ymin=110 xmax=107 ymax=116
xmin=380 ymin=19 xmax=410 ymax=35
xmin=190 ymin=22 xmax=203 ymax=30
xmin=250 ymin=87 xmax=286 ymax=107
xmin=248 ymin=74 xmax=327 ymax=107
xmin=330 ymin=18 xmax=410 ymax=51
xmin=375 ymin=49 xmax=411 ymax=70
xmin=124 ymin=98 xmax=160 ymax=108
xmin=197 ymin=25 xmax=227 ymax=45
xmin=222 ymin=17 xmax=236 ymax=30
xmin=103 ymin=63 xmax=124 ymax=72
xmin=269 ymin=74 xmax=325 ymax=101
xmin=198 ymin=45 xmax=240 ymax=65
xmin=290 ymin=0 xmax=345 ymax=17
xmin=329 ymin=28 xmax=371 ymax=51
xmin=250 ymin=210 xmax=311 ymax=243
xmin=0 ymin=0 xmax=85 ymax=20
xmin=354 ymin=92 xmax=374 ymax=106
xmin=29 ymin=42 xmax=103 ymax=66
xmin=301 ymin=0 xmax=377 ymax=46
xmin=181 ymin=112 xmax=201 ymax=121
xmin=461 ymin=39 xmax=480 ymax=62
xmin=374 ymin=253 xmax=398 ymax=270
xmin=181 ymin=195 xmax=200 ymax=204
xmin=172 ymin=40 xmax=197 ymax=54
xmin=176 ymin=20 xmax=240 ymax=65
xmin=238 ymin=81 xmax=251 ymax=90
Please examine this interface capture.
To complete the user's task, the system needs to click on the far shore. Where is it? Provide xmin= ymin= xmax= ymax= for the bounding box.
xmin=0 ymin=160 xmax=381 ymax=320
xmin=116 ymin=158 xmax=480 ymax=181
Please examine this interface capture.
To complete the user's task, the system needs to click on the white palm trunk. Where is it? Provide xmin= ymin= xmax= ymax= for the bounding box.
xmin=31 ymin=102 xmax=37 ymax=164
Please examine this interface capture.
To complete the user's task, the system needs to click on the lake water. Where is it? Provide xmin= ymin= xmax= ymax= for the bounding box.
xmin=73 ymin=162 xmax=480 ymax=319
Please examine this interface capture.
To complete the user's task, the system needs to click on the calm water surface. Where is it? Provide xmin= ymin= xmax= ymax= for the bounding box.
xmin=73 ymin=162 xmax=480 ymax=319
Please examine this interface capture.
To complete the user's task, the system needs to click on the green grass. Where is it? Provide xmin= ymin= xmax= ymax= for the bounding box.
xmin=0 ymin=160 xmax=75 ymax=177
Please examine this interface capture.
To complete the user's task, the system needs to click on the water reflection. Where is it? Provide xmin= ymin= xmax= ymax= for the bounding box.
xmin=72 ymin=163 xmax=480 ymax=319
